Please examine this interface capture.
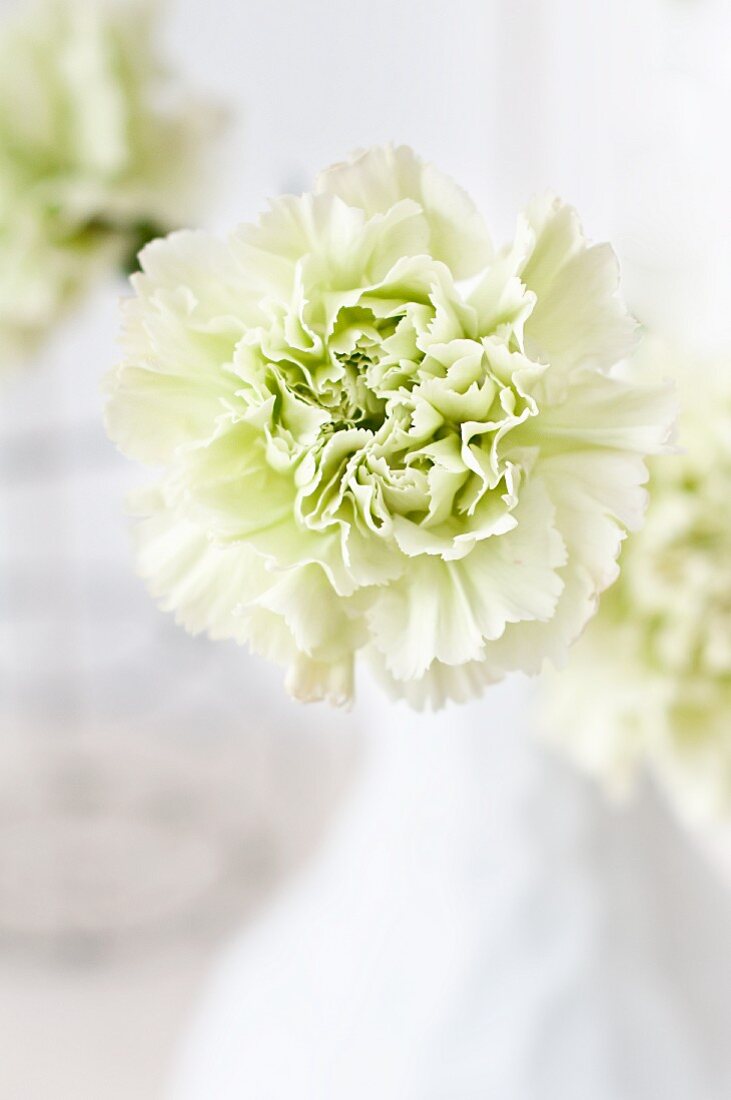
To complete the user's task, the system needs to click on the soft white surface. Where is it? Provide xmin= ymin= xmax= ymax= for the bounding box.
xmin=172 ymin=678 xmax=731 ymax=1100
xmin=0 ymin=951 xmax=210 ymax=1100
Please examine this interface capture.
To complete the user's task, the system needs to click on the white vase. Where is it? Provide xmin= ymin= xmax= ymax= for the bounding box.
xmin=170 ymin=675 xmax=731 ymax=1099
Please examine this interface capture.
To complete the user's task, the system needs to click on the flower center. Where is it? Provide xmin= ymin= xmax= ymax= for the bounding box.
xmin=326 ymin=343 xmax=387 ymax=431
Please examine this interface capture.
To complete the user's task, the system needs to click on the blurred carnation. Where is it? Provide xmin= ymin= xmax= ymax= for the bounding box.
xmin=542 ymin=340 xmax=731 ymax=822
xmin=0 ymin=0 xmax=216 ymax=366
xmin=106 ymin=145 xmax=674 ymax=708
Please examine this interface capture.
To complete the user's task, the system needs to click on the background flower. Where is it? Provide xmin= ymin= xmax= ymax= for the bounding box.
xmin=106 ymin=145 xmax=674 ymax=708
xmin=541 ymin=339 xmax=731 ymax=823
xmin=0 ymin=0 xmax=217 ymax=367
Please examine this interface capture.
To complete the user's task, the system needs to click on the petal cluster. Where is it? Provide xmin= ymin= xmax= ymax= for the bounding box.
xmin=0 ymin=0 xmax=216 ymax=366
xmin=542 ymin=341 xmax=731 ymax=822
xmin=106 ymin=146 xmax=674 ymax=708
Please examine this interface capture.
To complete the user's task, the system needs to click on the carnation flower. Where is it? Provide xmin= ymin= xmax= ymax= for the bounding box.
xmin=0 ymin=0 xmax=216 ymax=366
xmin=541 ymin=340 xmax=730 ymax=822
xmin=106 ymin=145 xmax=674 ymax=708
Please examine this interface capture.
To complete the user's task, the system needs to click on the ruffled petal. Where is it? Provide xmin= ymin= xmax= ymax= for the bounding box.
xmin=484 ymin=446 xmax=661 ymax=677
xmin=316 ymin=144 xmax=493 ymax=279
xmin=367 ymin=479 xmax=565 ymax=680
xmin=182 ymin=425 xmax=297 ymax=539
xmin=519 ymin=195 xmax=637 ymax=375
xmin=133 ymin=484 xmax=359 ymax=707
xmin=105 ymin=231 xmax=260 ymax=464
xmin=131 ymin=484 xmax=268 ymax=643
xmin=367 ymin=648 xmax=498 ymax=710
xmin=366 ymin=555 xmax=487 ymax=680
xmin=285 ymin=653 xmax=354 ymax=707
xmin=517 ymin=367 xmax=677 ymax=457
xmin=253 ymin=563 xmax=366 ymax=660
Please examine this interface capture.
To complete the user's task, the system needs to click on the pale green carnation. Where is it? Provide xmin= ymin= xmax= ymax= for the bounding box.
xmin=542 ymin=340 xmax=730 ymax=822
xmin=0 ymin=0 xmax=215 ymax=366
xmin=106 ymin=145 xmax=674 ymax=708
